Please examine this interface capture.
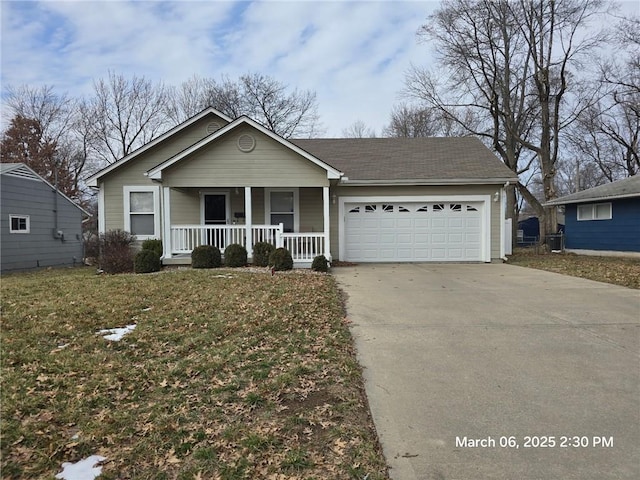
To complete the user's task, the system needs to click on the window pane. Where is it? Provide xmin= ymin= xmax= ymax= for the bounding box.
xmin=131 ymin=214 xmax=155 ymax=236
xmin=130 ymin=192 xmax=154 ymax=213
xmin=595 ymin=203 xmax=611 ymax=219
xmin=271 ymin=192 xmax=293 ymax=213
xmin=271 ymin=213 xmax=294 ymax=232
xmin=578 ymin=205 xmax=592 ymax=220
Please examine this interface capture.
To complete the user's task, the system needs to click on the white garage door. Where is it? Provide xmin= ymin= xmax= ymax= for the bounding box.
xmin=344 ymin=201 xmax=484 ymax=262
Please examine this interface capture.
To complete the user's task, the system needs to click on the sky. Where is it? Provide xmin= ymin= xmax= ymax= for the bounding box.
xmin=1 ymin=1 xmax=638 ymax=138
xmin=0 ymin=0 xmax=442 ymax=137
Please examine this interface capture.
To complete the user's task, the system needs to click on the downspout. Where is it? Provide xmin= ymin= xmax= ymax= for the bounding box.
xmin=501 ymin=181 xmax=510 ymax=261
xmin=52 ymin=166 xmax=64 ymax=241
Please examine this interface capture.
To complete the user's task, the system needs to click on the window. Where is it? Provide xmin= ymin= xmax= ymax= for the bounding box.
xmin=9 ymin=215 xmax=30 ymax=233
xmin=124 ymin=186 xmax=160 ymax=239
xmin=577 ymin=203 xmax=612 ymax=221
xmin=266 ymin=189 xmax=298 ymax=233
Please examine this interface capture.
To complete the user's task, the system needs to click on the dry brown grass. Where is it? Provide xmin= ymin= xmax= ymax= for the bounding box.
xmin=506 ymin=249 xmax=640 ymax=289
xmin=1 ymin=267 xmax=388 ymax=479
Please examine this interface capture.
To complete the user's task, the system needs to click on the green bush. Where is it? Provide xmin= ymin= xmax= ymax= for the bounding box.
xmin=269 ymin=247 xmax=293 ymax=271
xmin=191 ymin=245 xmax=221 ymax=269
xmin=224 ymin=243 xmax=248 ymax=268
xmin=252 ymin=241 xmax=275 ymax=267
xmin=311 ymin=254 xmax=330 ymax=272
xmin=99 ymin=229 xmax=135 ymax=274
xmin=134 ymin=249 xmax=161 ymax=273
xmin=141 ymin=239 xmax=163 ymax=257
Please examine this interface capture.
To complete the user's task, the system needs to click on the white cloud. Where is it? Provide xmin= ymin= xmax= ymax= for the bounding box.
xmin=1 ymin=0 xmax=437 ymax=135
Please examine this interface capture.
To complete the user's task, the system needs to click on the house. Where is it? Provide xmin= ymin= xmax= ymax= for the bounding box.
xmin=545 ymin=176 xmax=640 ymax=256
xmin=86 ymin=107 xmax=518 ymax=266
xmin=1 ymin=163 xmax=89 ymax=272
xmin=517 ymin=215 xmax=565 ymax=246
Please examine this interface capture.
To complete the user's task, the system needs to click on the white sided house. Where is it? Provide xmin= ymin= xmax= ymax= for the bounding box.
xmin=87 ymin=107 xmax=518 ymax=266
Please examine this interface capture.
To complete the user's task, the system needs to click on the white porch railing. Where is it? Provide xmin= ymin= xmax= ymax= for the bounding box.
xmin=171 ymin=225 xmax=282 ymax=255
xmin=282 ymin=233 xmax=326 ymax=262
xmin=169 ymin=225 xmax=327 ymax=262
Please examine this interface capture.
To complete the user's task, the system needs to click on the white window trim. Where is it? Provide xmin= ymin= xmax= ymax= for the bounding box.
xmin=9 ymin=215 xmax=30 ymax=234
xmin=123 ymin=186 xmax=161 ymax=240
xmin=265 ymin=188 xmax=299 ymax=232
xmin=577 ymin=202 xmax=612 ymax=221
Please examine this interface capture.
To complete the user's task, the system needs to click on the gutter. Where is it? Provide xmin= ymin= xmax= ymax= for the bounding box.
xmin=338 ymin=177 xmax=519 ymax=186
xmin=544 ymin=192 xmax=640 ymax=206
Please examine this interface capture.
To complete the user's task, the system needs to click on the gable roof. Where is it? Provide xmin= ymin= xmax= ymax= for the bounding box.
xmin=545 ymin=175 xmax=640 ymax=206
xmin=291 ymin=137 xmax=518 ymax=184
xmin=86 ymin=106 xmax=232 ymax=187
xmin=146 ymin=116 xmax=342 ymax=180
xmin=0 ymin=163 xmax=90 ymax=216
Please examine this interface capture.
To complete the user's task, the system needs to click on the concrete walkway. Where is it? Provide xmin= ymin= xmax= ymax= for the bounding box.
xmin=334 ymin=264 xmax=640 ymax=480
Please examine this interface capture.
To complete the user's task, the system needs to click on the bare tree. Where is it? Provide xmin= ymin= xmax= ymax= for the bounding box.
xmin=567 ymin=15 xmax=639 ymax=182
xmin=383 ymin=103 xmax=469 ymax=137
xmin=342 ymin=119 xmax=376 ymax=138
xmin=82 ymin=71 xmax=169 ymax=164
xmin=164 ymin=75 xmax=213 ymax=124
xmin=238 ymin=73 xmax=321 ymax=138
xmin=405 ymin=0 xmax=611 ymax=241
xmin=165 ymin=73 xmax=322 ymax=138
xmin=2 ymin=85 xmax=89 ymax=201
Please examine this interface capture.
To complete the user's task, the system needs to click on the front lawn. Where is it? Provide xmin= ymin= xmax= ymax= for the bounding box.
xmin=1 ymin=268 xmax=388 ymax=479
xmin=507 ymin=249 xmax=640 ymax=289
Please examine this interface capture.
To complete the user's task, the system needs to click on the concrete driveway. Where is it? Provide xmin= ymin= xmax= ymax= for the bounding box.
xmin=334 ymin=264 xmax=640 ymax=480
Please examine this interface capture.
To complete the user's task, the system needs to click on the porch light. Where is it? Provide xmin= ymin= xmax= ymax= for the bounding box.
xmin=332 ymin=194 xmax=337 ymax=205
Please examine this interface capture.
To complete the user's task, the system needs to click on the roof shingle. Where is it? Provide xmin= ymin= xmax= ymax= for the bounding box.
xmin=291 ymin=137 xmax=517 ymax=183
xmin=546 ymin=175 xmax=640 ymax=205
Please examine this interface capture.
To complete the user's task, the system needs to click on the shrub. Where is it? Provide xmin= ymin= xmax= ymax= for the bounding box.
xmin=192 ymin=245 xmax=221 ymax=269
xmin=311 ymin=254 xmax=330 ymax=272
xmin=269 ymin=247 xmax=293 ymax=271
xmin=252 ymin=242 xmax=275 ymax=267
xmin=83 ymin=233 xmax=100 ymax=265
xmin=99 ymin=229 xmax=135 ymax=274
xmin=134 ymin=249 xmax=161 ymax=273
xmin=141 ymin=239 xmax=163 ymax=257
xmin=224 ymin=243 xmax=248 ymax=268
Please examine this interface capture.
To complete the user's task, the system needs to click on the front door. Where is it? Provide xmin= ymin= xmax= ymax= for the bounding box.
xmin=203 ymin=194 xmax=228 ymax=248
xmin=204 ymin=194 xmax=227 ymax=225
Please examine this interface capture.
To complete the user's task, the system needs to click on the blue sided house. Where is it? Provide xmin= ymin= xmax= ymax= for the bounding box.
xmin=545 ymin=176 xmax=640 ymax=255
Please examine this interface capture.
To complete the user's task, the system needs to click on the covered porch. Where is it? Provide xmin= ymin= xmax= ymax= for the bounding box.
xmin=161 ymin=185 xmax=331 ymax=267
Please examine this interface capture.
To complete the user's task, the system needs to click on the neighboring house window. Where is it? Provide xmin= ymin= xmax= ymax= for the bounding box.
xmin=124 ymin=186 xmax=160 ymax=239
xmin=577 ymin=202 xmax=612 ymax=221
xmin=9 ymin=215 xmax=30 ymax=233
xmin=265 ymin=188 xmax=299 ymax=233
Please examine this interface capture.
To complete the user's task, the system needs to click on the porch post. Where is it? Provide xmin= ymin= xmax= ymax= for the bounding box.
xmin=323 ymin=186 xmax=331 ymax=260
xmin=162 ymin=186 xmax=172 ymax=259
xmin=245 ymin=186 xmax=252 ymax=257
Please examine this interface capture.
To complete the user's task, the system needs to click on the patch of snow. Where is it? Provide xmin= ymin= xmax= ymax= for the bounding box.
xmin=142 ymin=307 xmax=152 ymax=311
xmin=97 ymin=324 xmax=136 ymax=341
xmin=55 ymin=455 xmax=106 ymax=480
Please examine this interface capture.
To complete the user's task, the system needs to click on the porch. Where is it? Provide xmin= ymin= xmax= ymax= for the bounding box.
xmin=160 ymin=186 xmax=331 ymax=267
xmin=164 ymin=224 xmax=327 ymax=267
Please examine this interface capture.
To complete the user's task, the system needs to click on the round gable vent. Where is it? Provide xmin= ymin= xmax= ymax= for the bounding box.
xmin=206 ymin=122 xmax=221 ymax=134
xmin=237 ymin=134 xmax=256 ymax=153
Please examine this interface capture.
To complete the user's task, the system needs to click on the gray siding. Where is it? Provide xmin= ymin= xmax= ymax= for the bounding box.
xmin=1 ymin=175 xmax=84 ymax=272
